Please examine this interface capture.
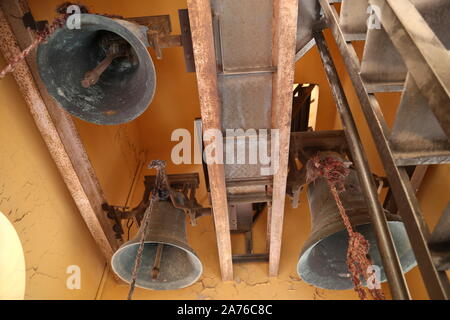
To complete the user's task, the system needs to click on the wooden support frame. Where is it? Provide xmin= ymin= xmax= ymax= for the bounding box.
xmin=187 ymin=0 xmax=233 ymax=281
xmin=269 ymin=0 xmax=299 ymax=277
xmin=319 ymin=0 xmax=450 ymax=299
xmin=0 ymin=1 xmax=118 ymax=260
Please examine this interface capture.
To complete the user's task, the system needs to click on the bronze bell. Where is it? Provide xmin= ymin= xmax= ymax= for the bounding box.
xmin=111 ymin=200 xmax=203 ymax=290
xmin=37 ymin=14 xmax=156 ymax=125
xmin=297 ymin=168 xmax=417 ymax=290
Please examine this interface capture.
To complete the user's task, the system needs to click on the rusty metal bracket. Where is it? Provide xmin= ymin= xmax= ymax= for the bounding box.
xmin=126 ymin=11 xmax=194 ymax=71
xmin=21 ymin=11 xmax=47 ymax=32
xmin=126 ymin=15 xmax=172 ymax=36
xmin=103 ymin=173 xmax=211 ymax=241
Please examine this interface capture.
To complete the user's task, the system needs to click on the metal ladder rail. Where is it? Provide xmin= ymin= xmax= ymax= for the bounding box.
xmin=314 ymin=30 xmax=411 ymax=300
xmin=319 ymin=0 xmax=450 ymax=300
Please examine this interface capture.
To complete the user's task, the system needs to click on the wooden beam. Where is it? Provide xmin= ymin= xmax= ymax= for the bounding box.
xmin=187 ymin=0 xmax=233 ymax=281
xmin=269 ymin=0 xmax=299 ymax=277
xmin=0 ymin=2 xmax=118 ymax=260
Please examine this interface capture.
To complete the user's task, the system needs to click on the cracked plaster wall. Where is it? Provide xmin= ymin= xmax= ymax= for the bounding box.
xmin=0 ymin=55 xmax=106 ymax=299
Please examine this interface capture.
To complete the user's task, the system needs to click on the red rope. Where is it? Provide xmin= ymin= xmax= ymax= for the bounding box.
xmin=307 ymin=154 xmax=385 ymax=300
xmin=0 ymin=9 xmax=69 ymax=79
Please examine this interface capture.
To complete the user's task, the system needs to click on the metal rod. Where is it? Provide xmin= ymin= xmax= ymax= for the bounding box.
xmin=232 ymin=254 xmax=269 ymax=263
xmin=81 ymin=40 xmax=130 ymax=88
xmin=82 ymin=55 xmax=115 ymax=88
xmin=314 ymin=30 xmax=411 ymax=300
xmin=151 ymin=243 xmax=164 ymax=280
xmin=319 ymin=0 xmax=450 ymax=299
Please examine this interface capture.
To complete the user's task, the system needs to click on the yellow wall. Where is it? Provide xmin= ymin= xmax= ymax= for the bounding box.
xmin=0 ymin=55 xmax=106 ymax=299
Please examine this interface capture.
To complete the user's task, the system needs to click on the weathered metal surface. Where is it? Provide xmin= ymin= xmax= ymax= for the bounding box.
xmin=145 ymin=173 xmax=200 ymax=189
xmin=296 ymin=0 xmax=320 ymax=53
xmin=298 ymin=168 xmax=416 ymax=290
xmin=410 ymin=0 xmax=450 ymax=49
xmin=383 ymin=166 xmax=428 ymax=221
xmin=432 ymin=251 xmax=450 ymax=271
xmin=106 ymin=172 xmax=208 ymax=239
xmin=430 ymin=203 xmax=450 ymax=247
xmin=212 ymin=0 xmax=273 ymax=71
xmin=227 ymin=193 xmax=271 ymax=205
xmin=223 ymin=133 xmax=273 ymax=186
xmin=233 ymin=253 xmax=269 ymax=263
xmin=111 ymin=200 xmax=203 ymax=290
xmin=319 ymin=0 xmax=450 ymax=299
xmin=315 ymin=31 xmax=411 ymax=299
xmin=218 ymin=67 xmax=276 ymax=76
xmin=0 ymin=7 xmax=117 ymax=259
xmin=288 ymin=130 xmax=348 ymax=209
xmin=225 ymin=176 xmax=272 ymax=187
xmin=430 ymin=203 xmax=450 ymax=271
xmin=339 ymin=0 xmax=368 ymax=41
xmin=269 ymin=0 xmax=299 ymax=277
xmin=37 ymin=14 xmax=156 ymax=125
xmin=360 ymin=26 xmax=407 ymax=92
xmin=219 ymin=74 xmax=272 ymax=130
xmin=290 ymin=130 xmax=349 ymax=158
xmin=228 ymin=203 xmax=238 ymax=230
xmin=371 ymin=0 xmax=450 ymax=140
xmin=209 ymin=0 xmax=281 ymax=275
xmin=187 ymin=0 xmax=233 ymax=281
xmin=390 ymin=75 xmax=450 ymax=166
xmin=229 ymin=203 xmax=269 ymax=265
xmin=212 ymin=0 xmax=275 ymax=186
xmin=232 ymin=203 xmax=253 ymax=232
xmin=126 ymin=15 xmax=172 ymax=35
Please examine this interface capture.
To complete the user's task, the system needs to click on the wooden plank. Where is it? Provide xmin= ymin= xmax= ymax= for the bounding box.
xmin=0 ymin=7 xmax=117 ymax=260
xmin=1 ymin=0 xmax=119 ymax=260
xmin=187 ymin=0 xmax=233 ymax=281
xmin=269 ymin=0 xmax=299 ymax=277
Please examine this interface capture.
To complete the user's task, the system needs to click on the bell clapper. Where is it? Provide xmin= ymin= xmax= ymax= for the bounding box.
xmin=81 ymin=39 xmax=131 ymax=88
xmin=151 ymin=243 xmax=164 ymax=280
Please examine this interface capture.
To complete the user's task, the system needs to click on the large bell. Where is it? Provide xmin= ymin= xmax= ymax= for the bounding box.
xmin=111 ymin=200 xmax=203 ymax=290
xmin=37 ymin=14 xmax=156 ymax=125
xmin=297 ymin=168 xmax=417 ymax=290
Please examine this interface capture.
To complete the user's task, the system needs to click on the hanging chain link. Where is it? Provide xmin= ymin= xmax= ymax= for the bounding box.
xmin=306 ymin=153 xmax=385 ymax=300
xmin=127 ymin=160 xmax=167 ymax=300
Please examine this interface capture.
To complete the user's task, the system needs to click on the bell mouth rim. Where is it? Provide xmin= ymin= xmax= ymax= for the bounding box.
xmin=37 ymin=14 xmax=156 ymax=125
xmin=297 ymin=221 xmax=417 ymax=290
xmin=299 ymin=209 xmax=402 ymax=258
xmin=111 ymin=240 xmax=203 ymax=291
